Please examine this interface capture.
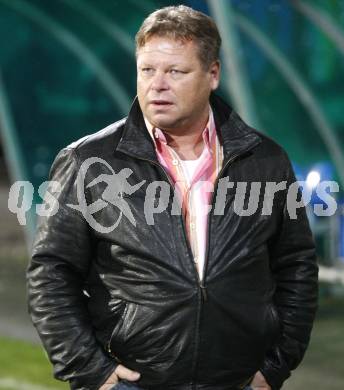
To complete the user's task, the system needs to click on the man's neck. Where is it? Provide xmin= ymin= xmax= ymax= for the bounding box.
xmin=147 ymin=106 xmax=210 ymax=160
xmin=165 ymin=131 xmax=205 ymax=160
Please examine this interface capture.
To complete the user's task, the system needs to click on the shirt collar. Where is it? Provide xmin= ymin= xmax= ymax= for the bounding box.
xmin=144 ymin=105 xmax=216 ymax=154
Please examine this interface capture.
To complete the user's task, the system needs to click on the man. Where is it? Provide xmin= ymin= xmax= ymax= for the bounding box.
xmin=27 ymin=5 xmax=318 ymax=390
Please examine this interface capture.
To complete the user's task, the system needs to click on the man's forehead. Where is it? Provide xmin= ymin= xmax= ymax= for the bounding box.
xmin=137 ymin=36 xmax=195 ymax=56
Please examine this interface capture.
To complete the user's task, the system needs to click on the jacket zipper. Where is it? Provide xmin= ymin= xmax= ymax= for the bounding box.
xmin=190 ymin=141 xmax=261 ymax=384
xmin=201 ymin=141 xmax=262 ymax=290
xmin=200 ymin=152 xmax=245 ymax=288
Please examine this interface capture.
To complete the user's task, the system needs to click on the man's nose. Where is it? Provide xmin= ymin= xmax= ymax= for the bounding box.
xmin=151 ymin=72 xmax=169 ymax=91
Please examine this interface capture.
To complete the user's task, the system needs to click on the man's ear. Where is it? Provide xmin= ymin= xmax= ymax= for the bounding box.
xmin=209 ymin=60 xmax=221 ymax=91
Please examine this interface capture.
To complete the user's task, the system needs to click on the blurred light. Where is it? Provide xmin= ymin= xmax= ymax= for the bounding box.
xmin=306 ymin=170 xmax=321 ymax=188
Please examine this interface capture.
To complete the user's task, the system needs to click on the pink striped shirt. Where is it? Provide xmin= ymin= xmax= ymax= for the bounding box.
xmin=144 ymin=107 xmax=223 ymax=281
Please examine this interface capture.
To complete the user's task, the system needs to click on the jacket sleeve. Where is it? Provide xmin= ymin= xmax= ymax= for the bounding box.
xmin=260 ymin=153 xmax=319 ymax=390
xmin=27 ymin=147 xmax=117 ymax=390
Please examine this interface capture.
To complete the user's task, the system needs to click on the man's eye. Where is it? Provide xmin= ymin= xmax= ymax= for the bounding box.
xmin=142 ymin=68 xmax=153 ymax=73
xmin=170 ymin=69 xmax=181 ymax=74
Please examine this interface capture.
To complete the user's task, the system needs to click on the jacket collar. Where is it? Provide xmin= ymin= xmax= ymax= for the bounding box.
xmin=116 ymin=93 xmax=262 ymax=163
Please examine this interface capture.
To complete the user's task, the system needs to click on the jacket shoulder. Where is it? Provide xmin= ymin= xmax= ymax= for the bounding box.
xmin=65 ymin=117 xmax=127 ymax=158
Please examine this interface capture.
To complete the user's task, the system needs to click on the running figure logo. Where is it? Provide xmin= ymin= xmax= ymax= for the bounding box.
xmin=68 ymin=157 xmax=146 ymax=233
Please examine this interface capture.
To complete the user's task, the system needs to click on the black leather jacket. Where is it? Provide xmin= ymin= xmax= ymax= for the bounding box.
xmin=27 ymin=94 xmax=318 ymax=390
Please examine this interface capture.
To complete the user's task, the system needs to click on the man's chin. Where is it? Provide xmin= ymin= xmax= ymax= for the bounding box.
xmin=149 ymin=116 xmax=180 ymax=131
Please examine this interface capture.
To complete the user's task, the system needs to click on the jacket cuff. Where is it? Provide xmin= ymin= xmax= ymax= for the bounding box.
xmin=69 ymin=361 xmax=118 ymax=390
xmin=260 ymin=349 xmax=291 ymax=390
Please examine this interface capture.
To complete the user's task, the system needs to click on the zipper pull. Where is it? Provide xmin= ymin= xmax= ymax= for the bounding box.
xmin=200 ymin=284 xmax=207 ymax=302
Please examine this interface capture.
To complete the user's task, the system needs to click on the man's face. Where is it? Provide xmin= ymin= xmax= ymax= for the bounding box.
xmin=136 ymin=36 xmax=220 ymax=132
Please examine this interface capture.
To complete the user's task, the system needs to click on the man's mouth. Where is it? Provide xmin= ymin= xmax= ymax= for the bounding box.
xmin=150 ymin=100 xmax=173 ymax=106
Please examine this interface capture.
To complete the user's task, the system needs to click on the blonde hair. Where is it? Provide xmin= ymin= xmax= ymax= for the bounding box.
xmin=135 ymin=5 xmax=221 ymax=70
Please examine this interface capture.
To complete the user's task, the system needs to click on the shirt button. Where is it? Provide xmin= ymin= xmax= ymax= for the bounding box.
xmin=172 ymin=159 xmax=179 ymax=166
xmin=190 ymin=222 xmax=196 ymax=230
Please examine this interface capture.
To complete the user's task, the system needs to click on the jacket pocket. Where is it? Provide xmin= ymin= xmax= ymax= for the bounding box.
xmin=107 ymin=300 xmax=129 ymax=361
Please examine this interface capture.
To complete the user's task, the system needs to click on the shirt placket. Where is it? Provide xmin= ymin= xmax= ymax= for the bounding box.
xmin=150 ymin=115 xmax=223 ymax=279
xmin=165 ymin=147 xmax=199 ymax=264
